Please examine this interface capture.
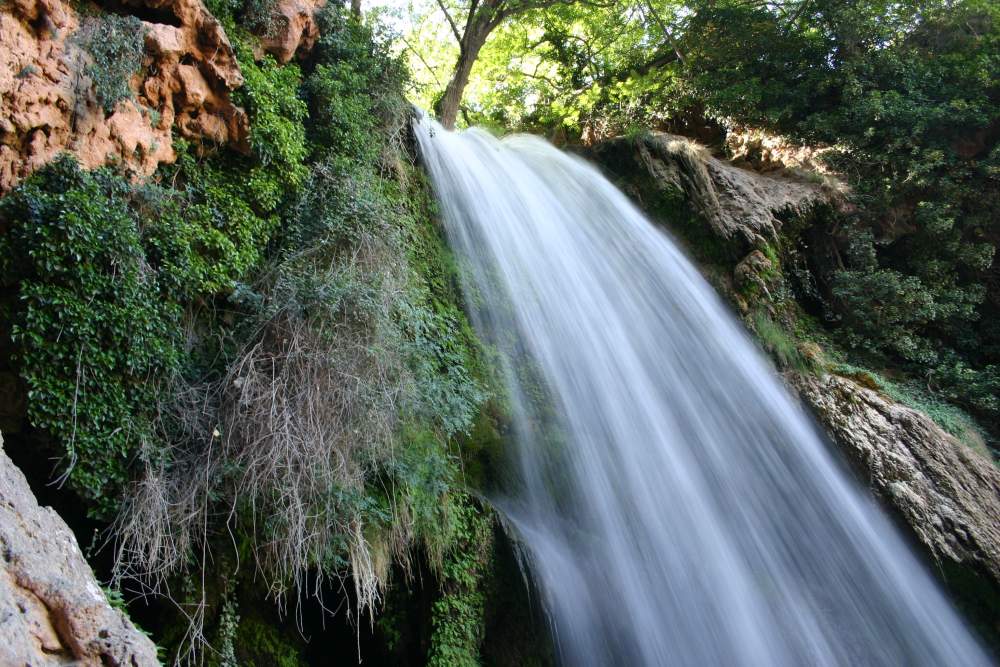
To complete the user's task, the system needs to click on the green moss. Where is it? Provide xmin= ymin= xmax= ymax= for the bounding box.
xmin=751 ymin=310 xmax=823 ymax=375
xmin=428 ymin=496 xmax=494 ymax=667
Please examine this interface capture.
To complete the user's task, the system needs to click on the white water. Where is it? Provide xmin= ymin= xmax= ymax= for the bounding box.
xmin=413 ymin=116 xmax=991 ymax=666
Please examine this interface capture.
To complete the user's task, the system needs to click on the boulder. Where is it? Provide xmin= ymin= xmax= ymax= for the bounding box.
xmin=0 ymin=433 xmax=159 ymax=666
xmin=253 ymin=0 xmax=325 ymax=64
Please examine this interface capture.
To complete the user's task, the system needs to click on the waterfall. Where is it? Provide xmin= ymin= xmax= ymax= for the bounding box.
xmin=413 ymin=116 xmax=990 ymax=666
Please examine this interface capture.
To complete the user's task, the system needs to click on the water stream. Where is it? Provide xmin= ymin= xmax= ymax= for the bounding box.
xmin=413 ymin=116 xmax=990 ymax=666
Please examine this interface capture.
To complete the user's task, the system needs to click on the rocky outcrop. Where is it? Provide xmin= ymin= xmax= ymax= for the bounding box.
xmin=0 ymin=0 xmax=249 ymax=192
xmin=591 ymin=132 xmax=839 ymax=252
xmin=724 ymin=125 xmax=833 ymax=174
xmin=792 ymin=373 xmax=1000 ymax=621
xmin=0 ymin=434 xmax=159 ymax=666
xmin=253 ymin=0 xmax=325 ymax=64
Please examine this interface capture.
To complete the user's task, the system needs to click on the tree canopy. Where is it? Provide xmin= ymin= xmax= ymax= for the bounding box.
xmin=378 ymin=0 xmax=1000 ymax=436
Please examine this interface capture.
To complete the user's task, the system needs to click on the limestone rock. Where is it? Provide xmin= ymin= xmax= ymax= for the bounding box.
xmin=0 ymin=0 xmax=249 ymax=192
xmin=791 ymin=373 xmax=1000 ymax=614
xmin=592 ymin=132 xmax=837 ymax=251
xmin=0 ymin=434 xmax=160 ymax=666
xmin=253 ymin=0 xmax=325 ymax=64
xmin=733 ymin=249 xmax=774 ymax=299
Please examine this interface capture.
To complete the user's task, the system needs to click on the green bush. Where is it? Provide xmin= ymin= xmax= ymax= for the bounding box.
xmin=681 ymin=0 xmax=1000 ymax=431
xmin=305 ymin=5 xmax=407 ymax=162
xmin=74 ymin=14 xmax=147 ymax=114
xmin=0 ymin=157 xmax=178 ymax=515
xmin=231 ymin=41 xmax=309 ymax=207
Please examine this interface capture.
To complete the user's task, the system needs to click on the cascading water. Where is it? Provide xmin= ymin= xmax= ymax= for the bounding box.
xmin=413 ymin=115 xmax=991 ymax=666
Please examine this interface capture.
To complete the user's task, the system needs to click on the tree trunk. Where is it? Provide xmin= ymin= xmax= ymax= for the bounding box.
xmin=436 ymin=23 xmax=491 ymax=129
xmin=351 ymin=0 xmax=361 ymax=17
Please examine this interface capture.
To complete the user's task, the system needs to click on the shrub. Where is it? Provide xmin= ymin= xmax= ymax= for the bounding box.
xmin=306 ymin=5 xmax=408 ymax=164
xmin=231 ymin=41 xmax=309 ymax=207
xmin=74 ymin=14 xmax=148 ymax=114
xmin=0 ymin=157 xmax=178 ymax=515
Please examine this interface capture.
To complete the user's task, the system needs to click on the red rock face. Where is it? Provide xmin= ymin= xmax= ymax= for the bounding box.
xmin=0 ymin=0 xmax=251 ymax=192
xmin=253 ymin=0 xmax=325 ymax=64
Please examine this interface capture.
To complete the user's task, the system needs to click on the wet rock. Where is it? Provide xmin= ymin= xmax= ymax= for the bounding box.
xmin=791 ymin=373 xmax=1000 ymax=617
xmin=0 ymin=433 xmax=159 ymax=666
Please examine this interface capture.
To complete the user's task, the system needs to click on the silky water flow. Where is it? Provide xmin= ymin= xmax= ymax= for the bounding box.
xmin=413 ymin=115 xmax=991 ymax=666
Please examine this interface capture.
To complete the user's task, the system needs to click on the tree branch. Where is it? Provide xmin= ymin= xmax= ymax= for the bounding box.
xmin=641 ymin=0 xmax=686 ymax=66
xmin=400 ymin=35 xmax=444 ymax=88
xmin=434 ymin=0 xmax=464 ymax=44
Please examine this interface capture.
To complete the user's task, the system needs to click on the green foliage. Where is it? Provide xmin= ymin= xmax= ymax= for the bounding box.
xmin=75 ymin=14 xmax=147 ymax=114
xmin=138 ymin=35 xmax=308 ymax=297
xmin=97 ymin=12 xmax=494 ymax=659
xmin=305 ymin=5 xmax=407 ymax=162
xmin=0 ymin=157 xmax=178 ymax=515
xmin=680 ymin=0 xmax=1000 ymax=430
xmin=212 ymin=597 xmax=240 ymax=667
xmin=751 ymin=310 xmax=822 ymax=375
xmin=133 ymin=156 xmax=272 ymax=298
xmin=231 ymin=39 xmax=309 ymax=205
xmin=1 ymin=6 xmax=500 ymax=659
xmin=0 ymin=42 xmax=308 ymax=512
xmin=428 ymin=496 xmax=494 ymax=667
xmin=398 ymin=1 xmax=685 ymax=137
xmin=235 ymin=616 xmax=307 ymax=667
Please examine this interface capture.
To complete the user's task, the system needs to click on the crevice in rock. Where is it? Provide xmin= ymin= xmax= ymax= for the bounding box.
xmin=98 ymin=0 xmax=183 ymax=27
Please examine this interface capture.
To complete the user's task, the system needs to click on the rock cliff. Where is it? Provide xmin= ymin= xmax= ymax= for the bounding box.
xmin=591 ymin=132 xmax=840 ymax=252
xmin=0 ymin=0 xmax=323 ymax=193
xmin=792 ymin=373 xmax=1000 ymax=629
xmin=0 ymin=0 xmax=245 ymax=191
xmin=0 ymin=434 xmax=159 ymax=666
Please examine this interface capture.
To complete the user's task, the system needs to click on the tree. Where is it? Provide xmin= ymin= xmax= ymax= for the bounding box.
xmin=418 ymin=1 xmax=685 ymax=136
xmin=433 ymin=0 xmax=586 ymax=128
xmin=678 ymin=0 xmax=1000 ymax=426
